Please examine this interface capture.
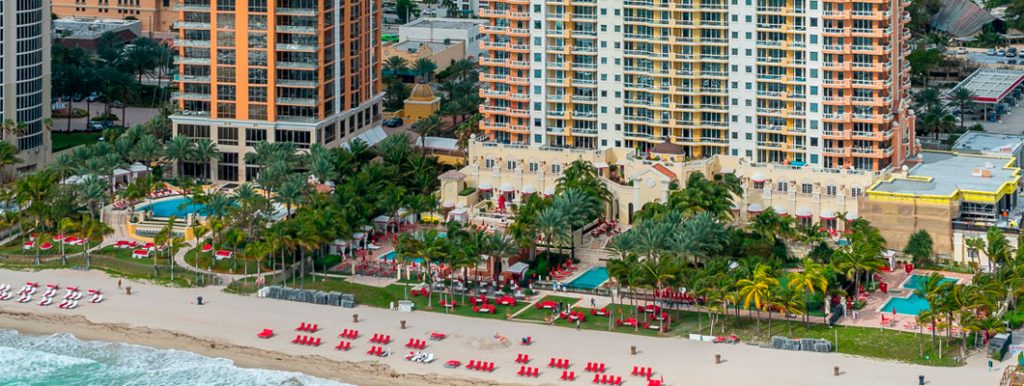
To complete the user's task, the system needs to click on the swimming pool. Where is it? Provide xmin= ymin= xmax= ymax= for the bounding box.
xmin=567 ymin=267 xmax=609 ymax=289
xmin=139 ymin=197 xmax=210 ymax=218
xmin=881 ymin=274 xmax=959 ymax=315
xmin=381 ymin=250 xmax=424 ymax=264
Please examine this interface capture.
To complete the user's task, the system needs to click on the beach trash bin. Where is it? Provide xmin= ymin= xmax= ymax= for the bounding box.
xmin=630 ymin=346 xmax=636 ymax=355
xmin=197 ymin=296 xmax=203 ymax=305
xmin=126 ymin=286 xmax=132 ymax=295
xmin=353 ymin=314 xmax=359 ymax=323
xmin=401 ymin=320 xmax=406 ymax=329
xmin=715 ymin=354 xmax=721 ymax=364
xmin=834 ymin=366 xmax=839 ymax=376
xmin=919 ymin=375 xmax=924 ymax=385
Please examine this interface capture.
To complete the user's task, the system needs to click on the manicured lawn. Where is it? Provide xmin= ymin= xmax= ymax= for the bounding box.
xmin=0 ymin=237 xmax=93 ymax=257
xmin=700 ymin=315 xmax=962 ymax=367
xmin=52 ymin=131 xmax=102 ymax=152
xmin=516 ymin=298 xmax=702 ymax=337
xmin=184 ymin=248 xmax=266 ymax=275
xmin=383 ymin=283 xmax=531 ymax=320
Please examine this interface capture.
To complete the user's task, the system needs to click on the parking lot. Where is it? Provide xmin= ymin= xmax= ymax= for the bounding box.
xmin=52 ymin=102 xmax=159 ymax=132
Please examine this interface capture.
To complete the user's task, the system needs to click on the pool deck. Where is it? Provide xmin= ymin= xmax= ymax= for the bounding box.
xmin=846 ymin=267 xmax=974 ymax=331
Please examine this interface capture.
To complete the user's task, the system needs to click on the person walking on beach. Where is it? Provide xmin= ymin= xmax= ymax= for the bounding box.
xmin=591 ymin=297 xmax=596 ymax=308
xmin=117 ymin=279 xmax=122 ymax=289
xmin=576 ymin=319 xmax=581 ymax=331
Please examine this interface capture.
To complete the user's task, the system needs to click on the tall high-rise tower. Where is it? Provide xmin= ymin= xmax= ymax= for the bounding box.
xmin=478 ymin=0 xmax=915 ymax=171
xmin=1 ymin=0 xmax=52 ymax=172
xmin=171 ymin=0 xmax=383 ymax=181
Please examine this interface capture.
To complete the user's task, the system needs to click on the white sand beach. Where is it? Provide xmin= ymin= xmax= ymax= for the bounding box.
xmin=0 ymin=269 xmax=1003 ymax=386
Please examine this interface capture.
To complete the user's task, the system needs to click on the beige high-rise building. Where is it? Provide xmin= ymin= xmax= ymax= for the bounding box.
xmin=1 ymin=0 xmax=52 ymax=172
xmin=478 ymin=0 xmax=916 ymax=171
xmin=169 ymin=0 xmax=384 ymax=182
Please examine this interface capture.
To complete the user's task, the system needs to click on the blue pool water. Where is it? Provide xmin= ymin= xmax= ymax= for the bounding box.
xmin=381 ymin=250 xmax=424 ymax=264
xmin=139 ymin=197 xmax=210 ymax=218
xmin=881 ymin=274 xmax=959 ymax=315
xmin=567 ymin=267 xmax=609 ymax=289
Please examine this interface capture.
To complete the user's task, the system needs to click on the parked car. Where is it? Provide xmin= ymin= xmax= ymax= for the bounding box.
xmin=383 ymin=117 xmax=404 ymax=127
xmin=110 ymin=100 xmax=124 ymax=108
xmin=999 ymin=49 xmax=1007 ymax=56
xmin=956 ymin=47 xmax=968 ymax=55
xmin=989 ymin=48 xmax=998 ymax=56
xmin=88 ymin=122 xmax=106 ymax=131
xmin=86 ymin=92 xmax=101 ymax=102
xmin=72 ymin=93 xmax=85 ymax=102
xmin=1007 ymin=47 xmax=1018 ymax=57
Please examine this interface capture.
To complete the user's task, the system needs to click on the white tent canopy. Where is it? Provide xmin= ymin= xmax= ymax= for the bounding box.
xmin=747 ymin=203 xmax=764 ymax=213
xmin=506 ymin=262 xmax=529 ymax=276
xmin=500 ymin=183 xmax=515 ymax=192
xmin=522 ymin=185 xmax=536 ymax=194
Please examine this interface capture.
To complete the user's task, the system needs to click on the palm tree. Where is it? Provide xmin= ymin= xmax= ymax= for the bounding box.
xmin=412 ymin=114 xmax=444 ymax=146
xmin=735 ymin=264 xmax=779 ymax=331
xmin=80 ymin=216 xmax=113 ymax=269
xmin=384 ymin=56 xmax=409 ymax=81
xmin=534 ymin=205 xmax=571 ymax=263
xmin=57 ymin=217 xmax=77 ymax=265
xmin=165 ymin=136 xmax=194 ymax=178
xmin=949 ymin=87 xmax=976 ymax=131
xmin=192 ymin=138 xmax=220 ymax=182
xmin=0 ymin=142 xmax=22 ymax=184
xmin=412 ymin=58 xmax=438 ymax=82
xmin=787 ymin=259 xmax=828 ymax=325
xmin=913 ymin=272 xmax=953 ymax=347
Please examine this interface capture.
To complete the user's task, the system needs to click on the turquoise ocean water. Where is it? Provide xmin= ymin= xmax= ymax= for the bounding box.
xmin=0 ymin=329 xmax=353 ymax=386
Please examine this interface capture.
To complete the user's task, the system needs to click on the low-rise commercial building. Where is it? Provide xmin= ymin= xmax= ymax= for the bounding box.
xmin=398 ymin=18 xmax=484 ymax=59
xmin=53 ymin=17 xmax=142 ymax=50
xmin=863 ymin=151 xmax=1021 ymax=267
xmin=52 ymin=0 xmax=175 ymax=38
xmin=382 ymin=40 xmax=465 ymax=72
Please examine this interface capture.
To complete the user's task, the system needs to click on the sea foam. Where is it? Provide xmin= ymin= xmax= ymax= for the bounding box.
xmin=0 ymin=329 xmax=354 ymax=386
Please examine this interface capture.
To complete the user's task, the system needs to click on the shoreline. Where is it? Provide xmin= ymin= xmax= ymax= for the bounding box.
xmin=0 ymin=268 xmax=1003 ymax=386
xmin=0 ymin=310 xmax=522 ymax=386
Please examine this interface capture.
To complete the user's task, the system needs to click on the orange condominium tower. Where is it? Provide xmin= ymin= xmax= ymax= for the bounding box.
xmin=170 ymin=0 xmax=383 ymax=182
xmin=478 ymin=0 xmax=915 ymax=171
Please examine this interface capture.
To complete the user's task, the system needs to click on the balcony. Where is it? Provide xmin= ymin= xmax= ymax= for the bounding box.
xmin=852 ymin=147 xmax=894 ymax=158
xmin=278 ymin=25 xmax=317 ymax=34
xmin=822 ymin=10 xmax=850 ymax=19
xmin=851 ymin=27 xmax=892 ymax=38
xmin=174 ymin=57 xmax=211 ymax=65
xmin=851 ymin=113 xmax=892 ymax=124
xmin=276 ymin=43 xmax=317 ymax=52
xmin=823 ymin=44 xmax=850 ymax=54
xmin=851 ymin=10 xmax=891 ymax=20
xmin=823 ymin=28 xmax=850 ymax=37
xmin=278 ymin=79 xmax=318 ymax=88
xmin=172 ymin=3 xmax=210 ymax=11
xmin=276 ymin=7 xmax=317 ymax=16
xmin=480 ymin=73 xmax=529 ymax=85
xmin=822 ymin=113 xmax=851 ymax=122
xmin=173 ymin=21 xmax=211 ymax=29
xmin=479 ymin=105 xmax=529 ymax=117
xmin=478 ymin=57 xmax=529 ymax=68
xmin=822 ymin=147 xmax=851 ymax=156
xmin=172 ymin=92 xmax=211 ymax=101
xmin=179 ymin=75 xmax=211 ymax=83
xmin=851 ymin=45 xmax=884 ymax=55
xmin=276 ymin=97 xmax=318 ymax=106
xmin=277 ymin=61 xmax=317 ymax=70
xmin=174 ymin=39 xmax=211 ymax=47
xmin=482 ymin=25 xmax=530 ymax=36
xmin=481 ymin=121 xmax=529 ymax=133
xmin=822 ymin=79 xmax=852 ymax=88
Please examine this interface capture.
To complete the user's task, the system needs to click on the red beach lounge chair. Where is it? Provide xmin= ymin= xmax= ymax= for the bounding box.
xmin=257 ymin=329 xmax=274 ymax=338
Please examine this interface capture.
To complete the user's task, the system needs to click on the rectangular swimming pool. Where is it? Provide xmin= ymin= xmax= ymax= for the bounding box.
xmin=567 ymin=267 xmax=609 ymax=290
xmin=880 ymin=274 xmax=958 ymax=315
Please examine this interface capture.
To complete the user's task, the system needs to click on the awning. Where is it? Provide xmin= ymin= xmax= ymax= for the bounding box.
xmin=751 ymin=173 xmax=767 ymax=183
xmin=747 ymin=203 xmax=764 ymax=213
xmin=500 ymin=183 xmax=515 ymax=192
xmin=442 ymin=201 xmax=456 ymax=208
xmin=478 ymin=182 xmax=493 ymax=191
xmin=543 ymin=186 xmax=556 ymax=196
xmin=373 ymin=215 xmax=390 ymax=223
xmin=342 ymin=126 xmax=389 ymax=149
xmin=772 ymin=205 xmax=788 ymax=216
xmin=594 ymin=162 xmax=609 ymax=168
xmin=506 ymin=261 xmax=530 ymax=275
xmin=522 ymin=185 xmax=536 ymax=194
xmin=352 ymin=232 xmax=366 ymax=239
xmin=129 ymin=162 xmax=149 ymax=172
xmin=113 ymin=168 xmax=131 ymax=176
xmin=845 ymin=211 xmax=858 ymax=221
xmin=820 ymin=210 xmax=836 ymax=220
xmin=795 ymin=207 xmax=813 ymax=218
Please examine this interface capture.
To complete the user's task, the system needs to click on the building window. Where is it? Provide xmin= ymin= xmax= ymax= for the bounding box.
xmin=528 ymin=162 xmax=539 ymax=173
xmin=801 ymin=183 xmax=813 ymax=194
xmin=776 ymin=182 xmax=787 ymax=192
xmin=484 ymin=158 xmax=495 ymax=168
xmin=753 ymin=181 xmax=765 ymax=190
xmin=217 ymin=126 xmax=238 ymax=146
xmin=826 ymin=185 xmax=837 ymax=196
xmin=245 ymin=128 xmax=267 ymax=146
xmin=551 ymin=163 xmax=562 ymax=174
xmin=851 ymin=187 xmax=863 ymax=197
xmin=506 ymin=160 xmax=518 ymax=171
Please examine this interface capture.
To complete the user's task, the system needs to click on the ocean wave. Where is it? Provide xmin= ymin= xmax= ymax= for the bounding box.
xmin=0 ymin=329 xmax=353 ymax=386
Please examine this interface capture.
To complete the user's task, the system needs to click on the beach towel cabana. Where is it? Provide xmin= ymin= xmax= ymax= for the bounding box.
xmin=23 ymin=241 xmax=33 ymax=250
xmin=201 ymin=244 xmax=213 ymax=253
xmin=39 ymin=242 xmax=52 ymax=250
xmin=215 ymin=250 xmax=233 ymax=260
xmin=132 ymin=249 xmax=149 ymax=258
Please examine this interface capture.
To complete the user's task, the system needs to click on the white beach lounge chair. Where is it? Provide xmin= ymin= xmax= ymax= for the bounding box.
xmin=0 ymin=284 xmax=9 ymax=292
xmin=38 ymin=297 xmax=52 ymax=306
xmin=58 ymin=299 xmax=70 ymax=308
xmin=71 ymin=292 xmax=82 ymax=300
xmin=90 ymin=294 xmax=103 ymax=303
xmin=66 ymin=300 xmax=78 ymax=309
xmin=18 ymin=294 xmax=31 ymax=303
xmin=0 ymin=292 xmax=10 ymax=301
xmin=43 ymin=288 xmax=56 ymax=298
xmin=423 ymin=353 xmax=434 ymax=363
